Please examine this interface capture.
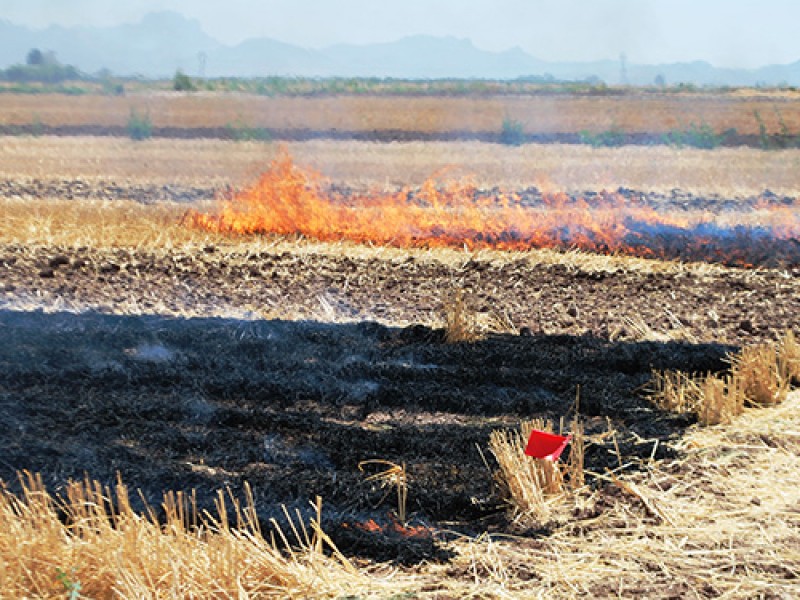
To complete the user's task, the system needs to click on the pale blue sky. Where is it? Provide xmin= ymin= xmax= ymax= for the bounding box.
xmin=2 ymin=0 xmax=797 ymax=68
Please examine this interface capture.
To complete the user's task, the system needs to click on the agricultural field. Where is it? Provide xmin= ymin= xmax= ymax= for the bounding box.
xmin=2 ymin=87 xmax=800 ymax=145
xmin=1 ymin=90 xmax=800 ymax=597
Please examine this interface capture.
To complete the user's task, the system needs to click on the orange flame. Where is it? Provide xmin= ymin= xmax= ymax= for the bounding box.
xmin=185 ymin=150 xmax=800 ymax=267
xmin=346 ymin=518 xmax=433 ymax=539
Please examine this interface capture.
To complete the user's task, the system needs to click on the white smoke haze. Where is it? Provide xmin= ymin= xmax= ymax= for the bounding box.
xmin=4 ymin=0 xmax=799 ymax=68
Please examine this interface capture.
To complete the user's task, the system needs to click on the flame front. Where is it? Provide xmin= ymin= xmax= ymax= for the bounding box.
xmin=185 ymin=150 xmax=800 ymax=267
xmin=345 ymin=518 xmax=433 ymax=538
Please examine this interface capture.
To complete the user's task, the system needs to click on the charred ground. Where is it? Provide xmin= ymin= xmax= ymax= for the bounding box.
xmin=2 ymin=191 xmax=799 ymax=562
xmin=0 ymin=308 xmax=731 ymax=563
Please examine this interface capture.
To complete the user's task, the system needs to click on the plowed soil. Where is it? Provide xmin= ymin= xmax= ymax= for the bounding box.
xmin=1 ymin=181 xmax=799 ymax=564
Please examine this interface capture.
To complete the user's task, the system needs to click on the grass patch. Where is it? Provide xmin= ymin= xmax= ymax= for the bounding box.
xmin=227 ymin=116 xmax=272 ymax=141
xmin=780 ymin=330 xmax=800 ymax=385
xmin=648 ymin=369 xmax=745 ymax=426
xmin=127 ymin=108 xmax=153 ymax=140
xmin=579 ymin=125 xmax=627 ymax=147
xmin=663 ymin=121 xmax=729 ymax=149
xmin=732 ymin=341 xmax=791 ymax=406
xmin=2 ymin=136 xmax=800 ymax=199
xmin=499 ymin=116 xmax=525 ymax=146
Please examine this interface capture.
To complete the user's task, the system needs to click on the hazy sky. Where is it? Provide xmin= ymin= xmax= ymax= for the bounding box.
xmin=2 ymin=0 xmax=798 ymax=68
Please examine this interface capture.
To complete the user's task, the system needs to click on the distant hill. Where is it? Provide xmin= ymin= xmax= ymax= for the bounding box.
xmin=1 ymin=11 xmax=799 ymax=86
xmin=322 ymin=36 xmax=548 ymax=79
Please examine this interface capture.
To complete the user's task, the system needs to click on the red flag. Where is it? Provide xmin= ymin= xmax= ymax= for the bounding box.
xmin=524 ymin=429 xmax=572 ymax=461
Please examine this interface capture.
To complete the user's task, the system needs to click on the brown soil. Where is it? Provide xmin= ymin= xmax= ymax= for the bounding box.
xmin=1 ymin=183 xmax=799 ymax=566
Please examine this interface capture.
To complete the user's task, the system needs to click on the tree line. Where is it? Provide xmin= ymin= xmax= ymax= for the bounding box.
xmin=0 ymin=49 xmax=83 ymax=83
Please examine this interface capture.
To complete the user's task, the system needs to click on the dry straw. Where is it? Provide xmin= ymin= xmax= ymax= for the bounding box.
xmin=488 ymin=418 xmax=584 ymax=526
xmin=423 ymin=391 xmax=800 ymax=597
xmin=647 ymin=330 xmax=798 ymax=425
xmin=0 ymin=472 xmax=368 ymax=599
xmin=358 ymin=459 xmax=408 ymax=524
xmin=648 ymin=370 xmax=745 ymax=426
xmin=443 ymin=289 xmax=483 ymax=343
xmin=731 ymin=341 xmax=790 ymax=406
xmin=781 ymin=329 xmax=800 ymax=384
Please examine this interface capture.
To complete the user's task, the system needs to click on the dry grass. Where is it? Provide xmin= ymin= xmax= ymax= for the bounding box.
xmin=0 ymin=195 xmax=733 ymax=331
xmin=648 ymin=370 xmax=700 ymax=415
xmin=781 ymin=330 xmax=800 ymax=384
xmin=291 ymin=139 xmax=800 ymax=197
xmin=617 ymin=312 xmax=698 ymax=343
xmin=443 ymin=290 xmax=483 ymax=343
xmin=648 ymin=331 xmax=798 ymax=425
xmin=5 ymin=397 xmax=798 ymax=599
xmin=3 ymin=91 xmax=800 ymax=135
xmin=0 ymin=136 xmax=786 ymax=296
xmin=696 ymin=374 xmax=747 ymax=427
xmin=2 ymin=99 xmax=799 ymax=596
xmin=648 ymin=370 xmax=746 ymax=426
xmin=0 ymin=473 xmax=386 ymax=599
xmin=732 ymin=340 xmax=791 ymax=406
xmin=0 ymin=135 xmax=274 ymax=186
xmin=488 ymin=418 xmax=584 ymax=527
xmin=0 ymin=195 xmax=208 ymax=250
xmin=2 ymin=136 xmax=800 ymax=196
xmin=358 ymin=460 xmax=408 ymax=524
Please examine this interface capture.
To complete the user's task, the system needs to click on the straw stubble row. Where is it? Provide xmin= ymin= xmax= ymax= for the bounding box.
xmin=648 ymin=330 xmax=800 ymax=425
xmin=488 ymin=417 xmax=585 ymax=527
xmin=0 ymin=472 xmax=373 ymax=598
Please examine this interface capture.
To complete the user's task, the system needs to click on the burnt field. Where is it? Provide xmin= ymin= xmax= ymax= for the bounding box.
xmin=1 ymin=179 xmax=799 ymax=564
xmin=0 ymin=307 xmax=730 ymax=563
xmin=2 ymin=135 xmax=800 ymax=596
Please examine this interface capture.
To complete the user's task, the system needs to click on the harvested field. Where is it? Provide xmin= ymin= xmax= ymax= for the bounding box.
xmin=3 ymin=136 xmax=800 ymax=196
xmin=1 ymin=133 xmax=799 ymax=597
xmin=2 ymin=90 xmax=800 ymax=143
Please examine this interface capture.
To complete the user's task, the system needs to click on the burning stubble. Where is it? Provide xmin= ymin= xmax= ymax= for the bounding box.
xmin=185 ymin=149 xmax=800 ymax=267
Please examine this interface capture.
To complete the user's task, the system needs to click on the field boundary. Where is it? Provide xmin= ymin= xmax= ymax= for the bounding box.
xmin=0 ymin=123 xmax=785 ymax=148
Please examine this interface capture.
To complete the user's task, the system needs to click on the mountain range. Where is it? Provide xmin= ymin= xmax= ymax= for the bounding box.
xmin=1 ymin=11 xmax=800 ymax=86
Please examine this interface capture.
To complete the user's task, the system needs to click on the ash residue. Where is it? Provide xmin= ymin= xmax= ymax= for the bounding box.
xmin=0 ymin=308 xmax=732 ymax=535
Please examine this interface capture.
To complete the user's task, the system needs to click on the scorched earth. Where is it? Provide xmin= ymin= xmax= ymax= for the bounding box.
xmin=1 ymin=175 xmax=798 ymax=562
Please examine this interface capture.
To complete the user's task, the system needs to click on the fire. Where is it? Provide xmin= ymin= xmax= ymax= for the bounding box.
xmin=184 ymin=150 xmax=800 ymax=267
xmin=344 ymin=517 xmax=433 ymax=539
